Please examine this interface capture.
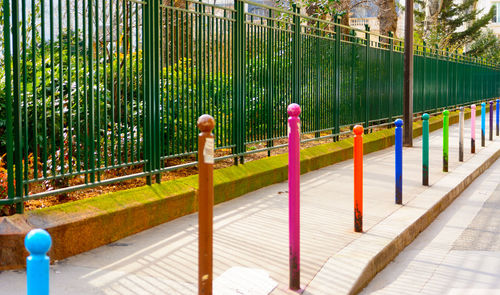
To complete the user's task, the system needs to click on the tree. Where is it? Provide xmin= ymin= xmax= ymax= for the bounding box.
xmin=467 ymin=29 xmax=500 ymax=63
xmin=414 ymin=0 xmax=495 ymax=51
xmin=377 ymin=0 xmax=398 ymax=37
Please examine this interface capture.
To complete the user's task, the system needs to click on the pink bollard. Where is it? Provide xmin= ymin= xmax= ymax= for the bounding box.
xmin=287 ymin=103 xmax=301 ymax=291
xmin=471 ymin=104 xmax=476 ymax=153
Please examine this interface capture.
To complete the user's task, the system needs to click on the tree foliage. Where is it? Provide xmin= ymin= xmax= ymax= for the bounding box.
xmin=414 ymin=0 xmax=495 ymax=51
xmin=467 ymin=29 xmax=500 ymax=63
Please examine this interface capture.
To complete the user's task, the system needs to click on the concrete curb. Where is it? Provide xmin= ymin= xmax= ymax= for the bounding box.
xmin=304 ymin=142 xmax=500 ymax=295
xmin=0 ymin=107 xmax=484 ymax=270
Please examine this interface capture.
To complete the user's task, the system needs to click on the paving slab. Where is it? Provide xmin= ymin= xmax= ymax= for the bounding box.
xmin=0 ymin=112 xmax=499 ymax=295
xmin=360 ymin=151 xmax=500 ymax=295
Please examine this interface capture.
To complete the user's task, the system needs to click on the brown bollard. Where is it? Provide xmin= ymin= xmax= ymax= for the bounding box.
xmin=197 ymin=114 xmax=215 ymax=295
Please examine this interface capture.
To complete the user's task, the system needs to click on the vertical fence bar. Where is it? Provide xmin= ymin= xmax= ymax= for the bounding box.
xmin=459 ymin=107 xmax=464 ymax=162
xmin=395 ymin=119 xmax=403 ymax=204
xmin=353 ymin=125 xmax=364 ymax=232
xmin=443 ymin=110 xmax=449 ymax=172
xmin=364 ymin=25 xmax=370 ymax=133
xmin=471 ymin=104 xmax=476 ymax=153
xmin=11 ymin=0 xmax=24 ymax=213
xmin=490 ymin=101 xmax=494 ymax=141
xmin=422 ymin=113 xmax=429 ymax=185
xmin=481 ymin=102 xmax=486 ymax=147
xmin=25 ymin=229 xmax=52 ymax=295
xmin=287 ymin=104 xmax=301 ymax=291
xmin=197 ymin=115 xmax=215 ymax=295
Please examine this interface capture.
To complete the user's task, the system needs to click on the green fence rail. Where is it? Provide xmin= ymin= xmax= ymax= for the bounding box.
xmin=1 ymin=0 xmax=499 ymax=212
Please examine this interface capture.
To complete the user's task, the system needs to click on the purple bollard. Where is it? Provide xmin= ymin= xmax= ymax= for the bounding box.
xmin=490 ymin=101 xmax=494 ymax=141
xmin=287 ymin=103 xmax=301 ymax=291
xmin=471 ymin=104 xmax=476 ymax=153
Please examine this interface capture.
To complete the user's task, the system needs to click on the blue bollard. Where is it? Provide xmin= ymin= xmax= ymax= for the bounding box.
xmin=395 ymin=119 xmax=403 ymax=205
xmin=481 ymin=102 xmax=486 ymax=147
xmin=25 ymin=229 xmax=52 ymax=295
xmin=496 ymin=99 xmax=499 ymax=136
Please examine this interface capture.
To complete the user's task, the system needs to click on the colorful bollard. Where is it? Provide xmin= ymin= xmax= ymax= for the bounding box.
xmin=459 ymin=107 xmax=464 ymax=162
xmin=471 ymin=104 xmax=476 ymax=153
xmin=490 ymin=101 xmax=494 ymax=141
xmin=481 ymin=102 xmax=486 ymax=147
xmin=287 ymin=103 xmax=301 ymax=291
xmin=497 ymin=99 xmax=499 ymax=136
xmin=353 ymin=125 xmax=364 ymax=232
xmin=422 ymin=113 xmax=430 ymax=186
xmin=25 ymin=229 xmax=52 ymax=295
xmin=443 ymin=110 xmax=449 ymax=172
xmin=197 ymin=114 xmax=215 ymax=295
xmin=395 ymin=119 xmax=403 ymax=204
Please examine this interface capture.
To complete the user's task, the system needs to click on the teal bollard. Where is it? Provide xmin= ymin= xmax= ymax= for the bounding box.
xmin=25 ymin=229 xmax=52 ymax=295
xmin=422 ymin=113 xmax=429 ymax=186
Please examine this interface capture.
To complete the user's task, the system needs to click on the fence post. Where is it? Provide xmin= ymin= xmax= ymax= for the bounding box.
xmin=292 ymin=4 xmax=301 ymax=106
xmin=334 ymin=16 xmax=341 ymax=140
xmin=459 ymin=107 xmax=464 ymax=162
xmin=353 ymin=125 xmax=364 ymax=232
xmin=197 ymin=114 xmax=215 ymax=295
xmin=266 ymin=10 xmax=274 ymax=156
xmin=395 ymin=119 xmax=403 ymax=204
xmin=422 ymin=42 xmax=427 ymax=111
xmin=422 ymin=114 xmax=430 ymax=186
xmin=471 ymin=104 xmax=476 ymax=153
xmin=25 ymin=229 xmax=52 ymax=295
xmin=232 ymin=0 xmax=245 ymax=165
xmin=490 ymin=101 xmax=494 ymax=141
xmin=496 ymin=99 xmax=499 ymax=136
xmin=481 ymin=102 xmax=486 ymax=147
xmin=443 ymin=110 xmax=449 ymax=172
xmin=287 ymin=103 xmax=301 ymax=290
xmin=364 ymin=25 xmax=370 ymax=134
xmin=144 ymin=0 xmax=161 ymax=184
xmin=388 ymin=32 xmax=394 ymax=123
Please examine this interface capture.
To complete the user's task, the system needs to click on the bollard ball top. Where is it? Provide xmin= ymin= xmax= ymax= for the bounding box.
xmin=197 ymin=114 xmax=215 ymax=133
xmin=490 ymin=100 xmax=494 ymax=105
xmin=460 ymin=106 xmax=464 ymax=111
xmin=471 ymin=104 xmax=476 ymax=109
xmin=25 ymin=229 xmax=52 ymax=255
xmin=287 ymin=103 xmax=301 ymax=117
xmin=497 ymin=99 xmax=499 ymax=103
xmin=422 ymin=113 xmax=430 ymax=120
xmin=394 ymin=119 xmax=403 ymax=127
xmin=443 ymin=110 xmax=449 ymax=116
xmin=482 ymin=102 xmax=486 ymax=107
xmin=353 ymin=125 xmax=364 ymax=135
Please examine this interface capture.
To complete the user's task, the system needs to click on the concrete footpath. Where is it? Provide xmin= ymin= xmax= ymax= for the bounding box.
xmin=1 ymin=113 xmax=499 ymax=295
xmin=361 ymin=146 xmax=500 ymax=295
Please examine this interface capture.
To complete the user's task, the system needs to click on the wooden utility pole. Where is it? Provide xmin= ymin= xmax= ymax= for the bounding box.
xmin=403 ymin=0 xmax=414 ymax=146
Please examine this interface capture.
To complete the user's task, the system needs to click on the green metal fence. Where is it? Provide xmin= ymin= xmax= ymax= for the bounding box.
xmin=1 ymin=0 xmax=499 ymax=212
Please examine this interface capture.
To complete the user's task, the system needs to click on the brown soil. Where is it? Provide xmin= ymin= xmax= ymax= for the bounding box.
xmin=22 ymin=125 xmax=387 ymax=212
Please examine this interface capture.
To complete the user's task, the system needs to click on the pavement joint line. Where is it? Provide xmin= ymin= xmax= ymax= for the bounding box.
xmin=304 ymin=141 xmax=500 ymax=295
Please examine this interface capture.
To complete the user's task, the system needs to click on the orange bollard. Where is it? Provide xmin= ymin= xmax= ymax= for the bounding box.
xmin=197 ymin=114 xmax=215 ymax=295
xmin=353 ymin=125 xmax=364 ymax=232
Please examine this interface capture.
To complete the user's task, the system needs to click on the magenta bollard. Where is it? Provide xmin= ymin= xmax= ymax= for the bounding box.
xmin=287 ymin=103 xmax=301 ymax=291
xmin=471 ymin=104 xmax=476 ymax=153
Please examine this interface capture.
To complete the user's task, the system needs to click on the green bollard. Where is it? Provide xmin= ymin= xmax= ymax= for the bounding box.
xmin=443 ymin=110 xmax=449 ymax=172
xmin=422 ymin=113 xmax=429 ymax=185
